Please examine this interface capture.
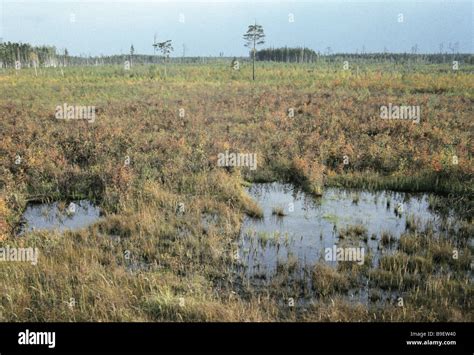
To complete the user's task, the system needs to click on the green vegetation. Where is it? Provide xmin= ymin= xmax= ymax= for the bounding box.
xmin=0 ymin=60 xmax=472 ymax=321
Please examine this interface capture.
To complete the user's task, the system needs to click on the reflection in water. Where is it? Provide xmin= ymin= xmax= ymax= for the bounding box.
xmin=20 ymin=200 xmax=101 ymax=234
xmin=238 ymin=183 xmax=451 ymax=279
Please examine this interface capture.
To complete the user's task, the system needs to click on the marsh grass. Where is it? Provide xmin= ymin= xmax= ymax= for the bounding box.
xmin=338 ymin=224 xmax=367 ymax=240
xmin=312 ymin=263 xmax=351 ymax=296
xmin=271 ymin=206 xmax=286 ymax=217
xmin=0 ymin=62 xmax=472 ymax=321
xmin=381 ymin=231 xmax=394 ymax=247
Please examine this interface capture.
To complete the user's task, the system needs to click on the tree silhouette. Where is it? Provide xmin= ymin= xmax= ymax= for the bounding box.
xmin=130 ymin=44 xmax=134 ymax=66
xmin=243 ymin=22 xmax=265 ymax=80
xmin=158 ymin=40 xmax=173 ymax=59
xmin=152 ymin=34 xmax=158 ymax=62
xmin=152 ymin=39 xmax=173 ymax=77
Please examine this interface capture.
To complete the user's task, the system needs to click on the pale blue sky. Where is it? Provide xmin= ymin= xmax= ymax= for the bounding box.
xmin=0 ymin=0 xmax=472 ymax=56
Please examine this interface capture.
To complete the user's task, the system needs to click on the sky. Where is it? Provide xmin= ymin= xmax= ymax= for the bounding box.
xmin=0 ymin=0 xmax=472 ymax=56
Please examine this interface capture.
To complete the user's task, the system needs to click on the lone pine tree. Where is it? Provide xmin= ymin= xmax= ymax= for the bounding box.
xmin=243 ymin=22 xmax=265 ymax=80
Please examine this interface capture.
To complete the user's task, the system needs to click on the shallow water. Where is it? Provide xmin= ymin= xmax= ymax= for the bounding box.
xmin=237 ymin=183 xmax=449 ymax=279
xmin=20 ymin=200 xmax=101 ymax=234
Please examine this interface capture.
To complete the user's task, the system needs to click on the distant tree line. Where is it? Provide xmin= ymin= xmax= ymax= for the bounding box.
xmin=255 ymin=47 xmax=318 ymax=63
xmin=255 ymin=48 xmax=473 ymax=65
xmin=312 ymin=52 xmax=474 ymax=65
xmin=1 ymin=41 xmax=472 ymax=68
xmin=0 ymin=41 xmax=231 ymax=68
xmin=0 ymin=42 xmax=58 ymax=68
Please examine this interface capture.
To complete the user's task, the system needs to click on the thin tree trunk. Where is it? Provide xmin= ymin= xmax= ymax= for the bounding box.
xmin=253 ymin=40 xmax=256 ymax=81
xmin=252 ymin=51 xmax=255 ymax=80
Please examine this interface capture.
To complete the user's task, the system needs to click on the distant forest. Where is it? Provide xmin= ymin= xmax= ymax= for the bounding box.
xmin=255 ymin=47 xmax=319 ymax=62
xmin=256 ymin=47 xmax=474 ymax=65
xmin=1 ymin=41 xmax=473 ymax=68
